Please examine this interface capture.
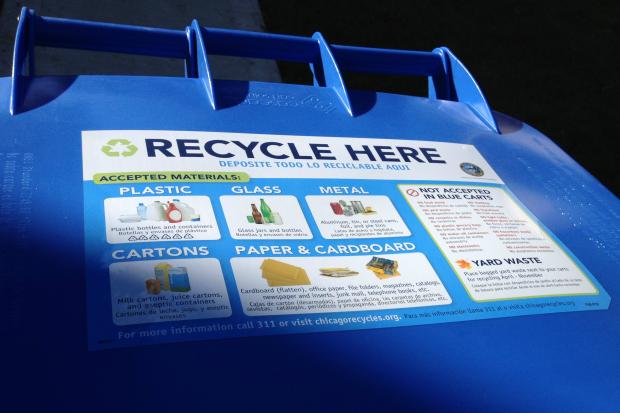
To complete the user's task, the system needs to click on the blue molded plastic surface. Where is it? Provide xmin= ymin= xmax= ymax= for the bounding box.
xmin=9 ymin=7 xmax=497 ymax=131
xmin=2 ymin=8 xmax=619 ymax=413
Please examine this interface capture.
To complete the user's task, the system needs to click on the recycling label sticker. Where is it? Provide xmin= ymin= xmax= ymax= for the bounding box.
xmin=81 ymin=130 xmax=610 ymax=350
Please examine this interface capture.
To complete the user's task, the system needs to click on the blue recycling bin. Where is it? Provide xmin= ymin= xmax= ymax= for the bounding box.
xmin=1 ymin=8 xmax=618 ymax=413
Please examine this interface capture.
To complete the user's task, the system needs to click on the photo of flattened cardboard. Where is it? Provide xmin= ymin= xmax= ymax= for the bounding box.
xmin=260 ymin=259 xmax=311 ymax=286
xmin=262 ymin=270 xmax=303 ymax=282
xmin=262 ymin=269 xmax=311 ymax=286
xmin=260 ymin=259 xmax=302 ymax=279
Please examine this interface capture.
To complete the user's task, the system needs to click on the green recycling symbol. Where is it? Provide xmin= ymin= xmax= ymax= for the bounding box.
xmin=101 ymin=139 xmax=138 ymax=157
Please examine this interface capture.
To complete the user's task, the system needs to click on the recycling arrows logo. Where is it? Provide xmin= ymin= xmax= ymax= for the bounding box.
xmin=101 ymin=139 xmax=138 ymax=157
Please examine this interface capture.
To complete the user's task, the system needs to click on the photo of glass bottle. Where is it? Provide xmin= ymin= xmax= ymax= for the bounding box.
xmin=260 ymin=198 xmax=273 ymax=223
xmin=251 ymin=203 xmax=263 ymax=224
xmin=246 ymin=199 xmax=283 ymax=225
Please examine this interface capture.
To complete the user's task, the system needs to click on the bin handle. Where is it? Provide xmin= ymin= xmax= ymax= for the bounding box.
xmin=10 ymin=8 xmax=497 ymax=132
